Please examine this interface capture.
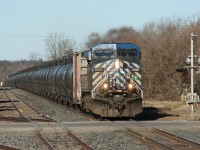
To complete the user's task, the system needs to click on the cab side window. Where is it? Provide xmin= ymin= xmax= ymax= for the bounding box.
xmin=81 ymin=51 xmax=89 ymax=58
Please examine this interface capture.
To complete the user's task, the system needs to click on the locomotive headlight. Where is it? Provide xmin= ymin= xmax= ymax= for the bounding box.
xmin=128 ymin=84 xmax=133 ymax=90
xmin=103 ymin=83 xmax=109 ymax=90
xmin=114 ymin=59 xmax=120 ymax=70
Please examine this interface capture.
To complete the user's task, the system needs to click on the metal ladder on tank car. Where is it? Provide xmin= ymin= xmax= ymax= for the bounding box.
xmin=80 ymin=57 xmax=90 ymax=92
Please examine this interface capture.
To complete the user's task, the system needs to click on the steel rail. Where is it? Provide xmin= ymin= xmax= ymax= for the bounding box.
xmin=67 ymin=131 xmax=94 ymax=150
xmin=3 ymin=88 xmax=56 ymax=150
xmin=0 ymin=117 xmax=27 ymax=122
xmin=59 ymin=123 xmax=94 ymax=150
xmin=46 ymin=122 xmax=94 ymax=150
xmin=109 ymin=120 xmax=174 ymax=150
xmin=5 ymin=88 xmax=200 ymax=149
xmin=111 ymin=120 xmax=200 ymax=150
xmin=29 ymin=121 xmax=56 ymax=150
xmin=9 ymin=89 xmax=54 ymax=122
xmin=7 ymin=88 xmax=94 ymax=150
xmin=125 ymin=128 xmax=174 ymax=150
xmin=130 ymin=120 xmax=200 ymax=149
xmin=0 ymin=100 xmax=19 ymax=103
xmin=153 ymin=128 xmax=200 ymax=149
xmin=12 ymin=88 xmax=97 ymax=121
xmin=3 ymin=88 xmax=24 ymax=118
xmin=0 ymin=144 xmax=20 ymax=150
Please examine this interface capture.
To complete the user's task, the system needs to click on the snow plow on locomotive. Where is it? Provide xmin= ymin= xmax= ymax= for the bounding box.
xmin=6 ymin=43 xmax=143 ymax=117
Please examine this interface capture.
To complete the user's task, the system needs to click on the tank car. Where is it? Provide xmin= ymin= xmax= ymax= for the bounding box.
xmin=6 ymin=43 xmax=143 ymax=117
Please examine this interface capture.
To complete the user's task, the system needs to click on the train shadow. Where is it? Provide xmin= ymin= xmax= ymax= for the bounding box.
xmin=105 ymin=107 xmax=178 ymax=121
xmin=133 ymin=107 xmax=178 ymax=121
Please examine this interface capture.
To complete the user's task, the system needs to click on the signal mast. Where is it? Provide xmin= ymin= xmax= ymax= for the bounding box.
xmin=184 ymin=33 xmax=200 ymax=115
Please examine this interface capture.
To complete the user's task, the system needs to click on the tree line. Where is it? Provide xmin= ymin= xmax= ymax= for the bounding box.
xmin=2 ymin=16 xmax=200 ymax=101
xmin=85 ymin=16 xmax=200 ymax=100
xmin=0 ymin=60 xmax=42 ymax=83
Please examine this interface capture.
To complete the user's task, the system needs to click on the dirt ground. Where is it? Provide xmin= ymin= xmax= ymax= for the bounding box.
xmin=135 ymin=99 xmax=200 ymax=121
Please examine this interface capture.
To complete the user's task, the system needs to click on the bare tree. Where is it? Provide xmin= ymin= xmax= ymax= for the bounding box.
xmin=29 ymin=52 xmax=42 ymax=61
xmin=85 ymin=32 xmax=102 ymax=48
xmin=44 ymin=33 xmax=75 ymax=60
xmin=84 ymin=16 xmax=200 ymax=101
xmin=0 ymin=60 xmax=42 ymax=82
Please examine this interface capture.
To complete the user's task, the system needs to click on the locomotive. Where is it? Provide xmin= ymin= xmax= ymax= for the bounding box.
xmin=6 ymin=43 xmax=143 ymax=117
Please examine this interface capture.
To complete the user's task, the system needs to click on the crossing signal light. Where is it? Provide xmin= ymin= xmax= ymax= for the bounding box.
xmin=176 ymin=68 xmax=188 ymax=75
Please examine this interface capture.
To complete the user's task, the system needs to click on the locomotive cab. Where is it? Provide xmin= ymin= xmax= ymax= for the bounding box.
xmin=93 ymin=47 xmax=141 ymax=99
xmin=76 ymin=43 xmax=143 ymax=117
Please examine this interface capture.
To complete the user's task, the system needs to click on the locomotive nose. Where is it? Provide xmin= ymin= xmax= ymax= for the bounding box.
xmin=114 ymin=101 xmax=125 ymax=110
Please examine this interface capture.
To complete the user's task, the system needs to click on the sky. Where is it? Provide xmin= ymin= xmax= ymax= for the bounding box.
xmin=0 ymin=0 xmax=200 ymax=60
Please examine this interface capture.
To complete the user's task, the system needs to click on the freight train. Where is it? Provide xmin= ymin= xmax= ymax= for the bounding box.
xmin=6 ymin=43 xmax=143 ymax=117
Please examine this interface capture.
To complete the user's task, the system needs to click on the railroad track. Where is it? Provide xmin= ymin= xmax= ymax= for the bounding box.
xmin=35 ymin=122 xmax=94 ymax=150
xmin=109 ymin=120 xmax=200 ymax=150
xmin=12 ymin=88 xmax=98 ymax=121
xmin=3 ymin=88 xmax=53 ymax=122
xmin=0 ymin=144 xmax=20 ymax=150
xmin=7 ymin=88 xmax=200 ymax=149
xmin=2 ymin=88 xmax=94 ymax=150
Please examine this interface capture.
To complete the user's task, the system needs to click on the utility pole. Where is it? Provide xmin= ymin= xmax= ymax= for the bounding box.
xmin=191 ymin=33 xmax=195 ymax=112
xmin=177 ymin=33 xmax=200 ymax=119
xmin=184 ymin=33 xmax=200 ymax=117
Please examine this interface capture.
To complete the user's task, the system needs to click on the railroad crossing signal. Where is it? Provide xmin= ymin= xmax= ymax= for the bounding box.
xmin=184 ymin=33 xmax=200 ymax=113
xmin=176 ymin=68 xmax=188 ymax=75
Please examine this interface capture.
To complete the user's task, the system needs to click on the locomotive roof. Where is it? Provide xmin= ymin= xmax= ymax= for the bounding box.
xmin=91 ymin=43 xmax=140 ymax=51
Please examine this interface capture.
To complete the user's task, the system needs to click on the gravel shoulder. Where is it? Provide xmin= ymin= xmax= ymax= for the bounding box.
xmin=0 ymin=131 xmax=49 ymax=150
xmin=1 ymin=88 xmax=200 ymax=150
xmin=12 ymin=88 xmax=88 ymax=122
xmin=77 ymin=131 xmax=151 ymax=150
xmin=137 ymin=99 xmax=200 ymax=121
xmin=11 ymin=88 xmax=200 ymax=121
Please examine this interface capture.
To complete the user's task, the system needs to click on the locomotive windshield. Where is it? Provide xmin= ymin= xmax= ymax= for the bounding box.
xmin=117 ymin=48 xmax=138 ymax=57
xmin=93 ymin=50 xmax=115 ymax=58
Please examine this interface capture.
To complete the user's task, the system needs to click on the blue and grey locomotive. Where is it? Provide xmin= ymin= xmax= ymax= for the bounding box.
xmin=76 ymin=43 xmax=143 ymax=117
xmin=6 ymin=43 xmax=142 ymax=117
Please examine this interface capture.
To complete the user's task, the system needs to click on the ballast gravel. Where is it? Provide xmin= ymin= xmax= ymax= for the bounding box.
xmin=77 ymin=131 xmax=151 ymax=150
xmin=5 ymin=89 xmax=153 ymax=149
xmin=13 ymin=89 xmax=87 ymax=122
xmin=0 ymin=131 xmax=49 ymax=150
xmin=172 ymin=130 xmax=200 ymax=143
xmin=2 ymin=89 xmax=200 ymax=149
